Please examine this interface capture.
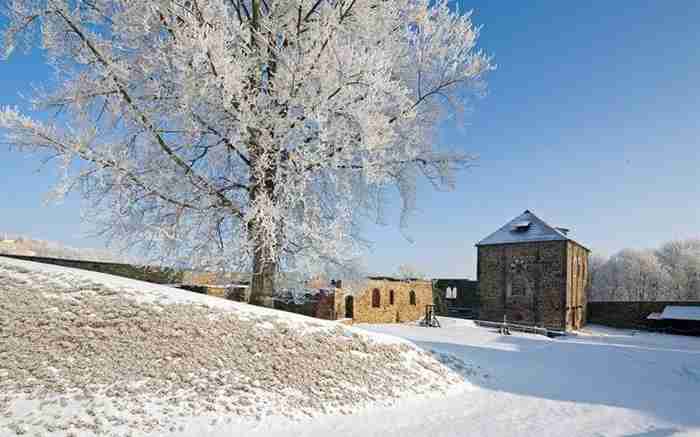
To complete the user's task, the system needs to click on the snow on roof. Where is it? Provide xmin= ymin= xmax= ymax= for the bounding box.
xmin=646 ymin=312 xmax=663 ymax=320
xmin=477 ymin=210 xmax=588 ymax=249
xmin=659 ymin=306 xmax=700 ymax=321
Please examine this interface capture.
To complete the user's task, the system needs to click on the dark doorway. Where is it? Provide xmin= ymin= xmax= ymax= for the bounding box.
xmin=345 ymin=295 xmax=354 ymax=319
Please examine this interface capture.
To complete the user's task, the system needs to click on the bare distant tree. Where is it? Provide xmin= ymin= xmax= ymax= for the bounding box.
xmin=0 ymin=0 xmax=492 ymax=305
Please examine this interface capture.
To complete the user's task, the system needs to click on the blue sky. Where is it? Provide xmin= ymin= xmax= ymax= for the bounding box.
xmin=2 ymin=1 xmax=699 ymax=277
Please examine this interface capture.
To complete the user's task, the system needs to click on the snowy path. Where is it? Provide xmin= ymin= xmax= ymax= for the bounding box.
xmin=242 ymin=320 xmax=700 ymax=437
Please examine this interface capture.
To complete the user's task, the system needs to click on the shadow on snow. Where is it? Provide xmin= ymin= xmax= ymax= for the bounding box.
xmin=398 ymin=326 xmax=700 ymax=428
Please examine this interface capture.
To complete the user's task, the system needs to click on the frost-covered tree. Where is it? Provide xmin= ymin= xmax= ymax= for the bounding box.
xmin=586 ymin=254 xmax=607 ymax=301
xmin=0 ymin=0 xmax=491 ymax=306
xmin=396 ymin=264 xmax=425 ymax=280
xmin=656 ymin=239 xmax=700 ymax=300
xmin=589 ymin=249 xmax=671 ymax=302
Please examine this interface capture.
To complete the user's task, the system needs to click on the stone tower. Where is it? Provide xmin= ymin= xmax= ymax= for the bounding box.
xmin=476 ymin=210 xmax=589 ymax=331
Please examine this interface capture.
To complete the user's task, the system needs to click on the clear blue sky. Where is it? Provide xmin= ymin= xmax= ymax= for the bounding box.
xmin=2 ymin=1 xmax=699 ymax=277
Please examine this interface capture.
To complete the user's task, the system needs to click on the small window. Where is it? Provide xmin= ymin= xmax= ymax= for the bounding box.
xmin=372 ymin=288 xmax=381 ymax=308
xmin=389 ymin=289 xmax=395 ymax=305
xmin=409 ymin=290 xmax=416 ymax=306
xmin=446 ymin=287 xmax=458 ymax=299
xmin=512 ymin=221 xmax=531 ymax=232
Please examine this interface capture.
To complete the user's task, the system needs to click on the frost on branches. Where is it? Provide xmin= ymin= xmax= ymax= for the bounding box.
xmin=0 ymin=0 xmax=492 ymax=304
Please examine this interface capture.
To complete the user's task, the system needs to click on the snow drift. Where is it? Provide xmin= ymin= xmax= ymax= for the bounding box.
xmin=0 ymin=257 xmax=466 ymax=436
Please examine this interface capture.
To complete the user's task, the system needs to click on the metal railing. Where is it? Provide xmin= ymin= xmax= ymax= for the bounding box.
xmin=472 ymin=319 xmax=567 ymax=338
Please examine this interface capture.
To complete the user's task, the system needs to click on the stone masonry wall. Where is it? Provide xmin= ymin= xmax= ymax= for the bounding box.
xmin=433 ymin=279 xmax=479 ymax=318
xmin=334 ymin=279 xmax=433 ymax=324
xmin=478 ymin=241 xmax=568 ymax=330
xmin=275 ymin=292 xmax=337 ymax=320
xmin=587 ymin=301 xmax=700 ymax=329
xmin=566 ymin=242 xmax=589 ymax=330
xmin=181 ymin=271 xmax=250 ymax=286
xmin=0 ymin=254 xmax=182 ymax=284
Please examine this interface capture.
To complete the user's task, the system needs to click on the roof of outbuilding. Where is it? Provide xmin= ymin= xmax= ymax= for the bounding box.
xmin=659 ymin=306 xmax=700 ymax=321
xmin=476 ymin=210 xmax=588 ymax=250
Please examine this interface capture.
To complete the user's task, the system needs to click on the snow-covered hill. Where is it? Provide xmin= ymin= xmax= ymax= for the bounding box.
xmin=0 ymin=256 xmax=468 ymax=436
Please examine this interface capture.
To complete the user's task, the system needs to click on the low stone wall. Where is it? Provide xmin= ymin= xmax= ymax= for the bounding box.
xmin=587 ymin=301 xmax=700 ymax=329
xmin=0 ymin=254 xmax=182 ymax=284
xmin=181 ymin=270 xmax=250 ymax=286
xmin=274 ymin=293 xmax=336 ymax=320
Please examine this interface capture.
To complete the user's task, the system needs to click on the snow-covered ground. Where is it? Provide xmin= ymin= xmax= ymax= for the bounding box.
xmin=351 ymin=323 xmax=700 ymax=437
xmin=234 ymin=320 xmax=700 ymax=437
xmin=2 ymin=256 xmax=700 ymax=437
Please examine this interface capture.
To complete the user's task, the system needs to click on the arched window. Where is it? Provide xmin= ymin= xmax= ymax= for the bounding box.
xmin=372 ymin=288 xmax=381 ymax=308
xmin=389 ymin=289 xmax=395 ymax=305
xmin=409 ymin=290 xmax=416 ymax=306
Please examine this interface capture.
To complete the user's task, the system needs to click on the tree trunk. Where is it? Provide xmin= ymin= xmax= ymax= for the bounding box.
xmin=249 ymin=246 xmax=276 ymax=307
xmin=247 ymin=164 xmax=278 ymax=308
xmin=246 ymin=0 xmax=278 ymax=308
xmin=246 ymin=139 xmax=278 ymax=308
xmin=247 ymin=152 xmax=278 ymax=307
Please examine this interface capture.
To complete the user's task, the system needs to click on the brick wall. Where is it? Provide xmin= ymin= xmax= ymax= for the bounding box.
xmin=0 ymin=254 xmax=182 ymax=284
xmin=478 ymin=241 xmax=569 ymax=330
xmin=334 ymin=279 xmax=433 ymax=324
xmin=587 ymin=301 xmax=700 ymax=329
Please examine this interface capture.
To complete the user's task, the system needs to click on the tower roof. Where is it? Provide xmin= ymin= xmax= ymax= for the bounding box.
xmin=476 ymin=210 xmax=588 ymax=250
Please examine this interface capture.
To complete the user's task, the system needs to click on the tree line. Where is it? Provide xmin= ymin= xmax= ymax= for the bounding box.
xmin=589 ymin=239 xmax=700 ymax=302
